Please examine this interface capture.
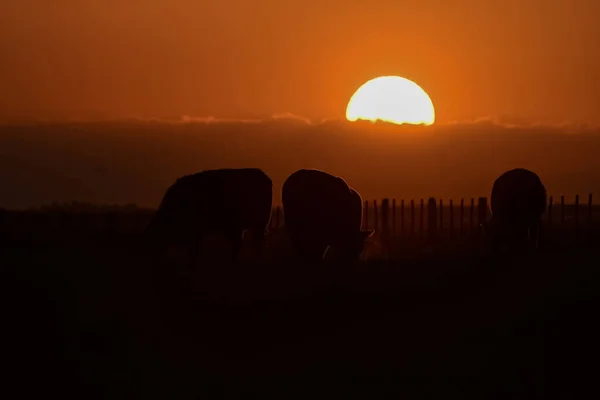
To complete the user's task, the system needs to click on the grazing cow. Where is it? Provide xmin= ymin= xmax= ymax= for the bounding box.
xmin=282 ymin=169 xmax=373 ymax=262
xmin=488 ymin=168 xmax=547 ymax=252
xmin=146 ymin=168 xmax=272 ymax=266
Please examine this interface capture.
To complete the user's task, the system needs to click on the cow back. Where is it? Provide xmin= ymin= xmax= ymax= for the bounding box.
xmin=148 ymin=168 xmax=272 ymax=242
xmin=283 ymin=169 xmax=362 ymax=241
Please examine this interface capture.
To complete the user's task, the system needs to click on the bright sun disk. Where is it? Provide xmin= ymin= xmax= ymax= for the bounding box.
xmin=346 ymin=76 xmax=435 ymax=125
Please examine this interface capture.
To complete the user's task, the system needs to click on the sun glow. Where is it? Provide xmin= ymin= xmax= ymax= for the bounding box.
xmin=346 ymin=76 xmax=435 ymax=125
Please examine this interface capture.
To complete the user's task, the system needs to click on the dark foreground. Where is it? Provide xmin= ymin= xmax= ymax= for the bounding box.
xmin=2 ymin=235 xmax=599 ymax=399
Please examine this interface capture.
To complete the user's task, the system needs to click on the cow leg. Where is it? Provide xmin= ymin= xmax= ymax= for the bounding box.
xmin=490 ymin=222 xmax=509 ymax=255
xmin=226 ymin=229 xmax=244 ymax=262
xmin=490 ymin=226 xmax=505 ymax=256
xmin=514 ymin=224 xmax=530 ymax=254
xmin=309 ymin=244 xmax=328 ymax=262
xmin=293 ymin=239 xmax=327 ymax=263
xmin=496 ymin=223 xmax=528 ymax=255
xmin=298 ymin=247 xmax=327 ymax=263
xmin=528 ymin=219 xmax=540 ymax=250
xmin=148 ymin=242 xmax=168 ymax=281
xmin=188 ymin=236 xmax=201 ymax=271
xmin=250 ymin=228 xmax=267 ymax=261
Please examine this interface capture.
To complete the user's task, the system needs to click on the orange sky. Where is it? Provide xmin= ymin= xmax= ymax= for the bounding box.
xmin=1 ymin=0 xmax=599 ymax=123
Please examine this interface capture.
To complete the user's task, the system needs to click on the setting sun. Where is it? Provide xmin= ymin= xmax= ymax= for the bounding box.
xmin=346 ymin=76 xmax=435 ymax=125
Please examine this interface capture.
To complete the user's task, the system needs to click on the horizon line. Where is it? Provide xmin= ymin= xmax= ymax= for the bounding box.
xmin=0 ymin=113 xmax=598 ymax=130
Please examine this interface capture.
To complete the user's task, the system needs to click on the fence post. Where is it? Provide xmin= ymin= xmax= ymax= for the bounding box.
xmin=560 ymin=195 xmax=565 ymax=227
xmin=410 ymin=200 xmax=415 ymax=237
xmin=449 ymin=199 xmax=454 ymax=239
xmin=381 ymin=199 xmax=390 ymax=256
xmin=420 ymin=199 xmax=424 ymax=237
xmin=575 ymin=194 xmax=579 ymax=229
xmin=427 ymin=197 xmax=437 ymax=240
xmin=400 ymin=200 xmax=405 ymax=236
xmin=373 ymin=200 xmax=379 ymax=233
xmin=460 ymin=198 xmax=465 ymax=237
xmin=477 ymin=197 xmax=488 ymax=232
xmin=548 ymin=196 xmax=553 ymax=227
xmin=364 ymin=200 xmax=369 ymax=230
xmin=381 ymin=199 xmax=390 ymax=234
xmin=588 ymin=193 xmax=593 ymax=225
xmin=392 ymin=199 xmax=396 ymax=237
xmin=439 ymin=199 xmax=444 ymax=233
xmin=469 ymin=198 xmax=475 ymax=234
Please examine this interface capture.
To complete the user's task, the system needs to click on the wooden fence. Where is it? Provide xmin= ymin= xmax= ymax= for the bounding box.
xmin=267 ymin=194 xmax=595 ymax=233
xmin=0 ymin=194 xmax=595 ymax=239
xmin=358 ymin=194 xmax=595 ymax=237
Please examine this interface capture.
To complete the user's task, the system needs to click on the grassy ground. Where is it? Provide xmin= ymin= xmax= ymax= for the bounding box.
xmin=1 ymin=223 xmax=599 ymax=398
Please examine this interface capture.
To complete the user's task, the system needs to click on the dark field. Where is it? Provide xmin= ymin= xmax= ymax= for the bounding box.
xmin=2 ymin=207 xmax=599 ymax=398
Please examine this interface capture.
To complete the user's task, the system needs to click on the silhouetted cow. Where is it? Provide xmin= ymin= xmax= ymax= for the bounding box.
xmin=488 ymin=168 xmax=547 ymax=252
xmin=282 ymin=169 xmax=373 ymax=262
xmin=146 ymin=168 xmax=272 ymax=266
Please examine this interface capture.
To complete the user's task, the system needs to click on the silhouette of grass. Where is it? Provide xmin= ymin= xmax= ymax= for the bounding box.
xmin=2 ymin=210 xmax=599 ymax=397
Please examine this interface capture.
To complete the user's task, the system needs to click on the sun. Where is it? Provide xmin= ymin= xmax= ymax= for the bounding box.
xmin=346 ymin=76 xmax=435 ymax=125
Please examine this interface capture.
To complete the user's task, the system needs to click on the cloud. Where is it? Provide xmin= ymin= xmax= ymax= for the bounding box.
xmin=270 ymin=112 xmax=312 ymax=124
xmin=1 ymin=117 xmax=600 ymax=209
xmin=2 ymin=112 xmax=599 ymax=132
xmin=438 ymin=115 xmax=600 ymax=133
xmin=179 ymin=115 xmax=262 ymax=124
xmin=178 ymin=112 xmax=337 ymax=126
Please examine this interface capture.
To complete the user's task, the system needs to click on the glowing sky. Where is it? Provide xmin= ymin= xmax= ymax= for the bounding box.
xmin=1 ymin=0 xmax=599 ymax=123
